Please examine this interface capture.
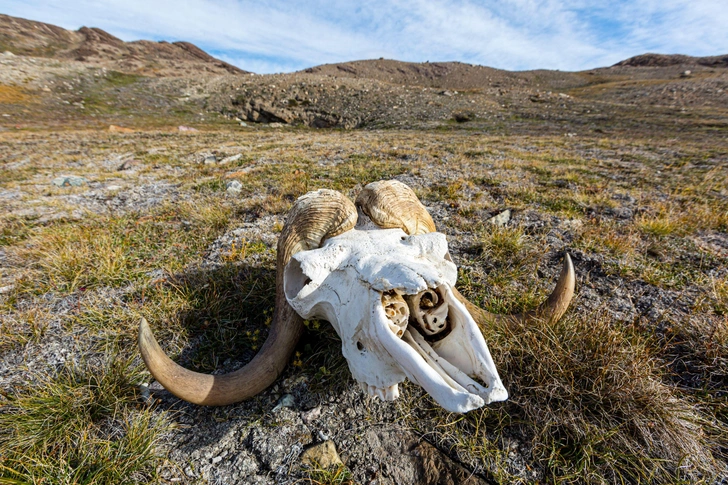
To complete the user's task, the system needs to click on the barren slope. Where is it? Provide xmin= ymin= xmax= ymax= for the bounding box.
xmin=0 ymin=13 xmax=246 ymax=76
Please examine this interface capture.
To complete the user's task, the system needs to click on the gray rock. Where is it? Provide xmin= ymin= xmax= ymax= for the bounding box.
xmin=300 ymin=441 xmax=343 ymax=468
xmin=487 ymin=209 xmax=511 ymax=227
xmin=357 ymin=429 xmax=489 ymax=485
xmin=273 ymin=393 xmax=295 ymax=411
xmin=301 ymin=406 xmax=322 ymax=424
xmin=220 ymin=154 xmax=242 ymax=164
xmin=226 ymin=180 xmax=243 ymax=194
xmin=52 ymin=176 xmax=87 ymax=187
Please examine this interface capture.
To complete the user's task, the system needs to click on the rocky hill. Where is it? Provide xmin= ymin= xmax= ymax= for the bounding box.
xmin=614 ymin=53 xmax=728 ymax=68
xmin=0 ymin=13 xmax=726 ymax=134
xmin=0 ymin=13 xmax=246 ymax=76
xmin=301 ymin=58 xmax=587 ymax=91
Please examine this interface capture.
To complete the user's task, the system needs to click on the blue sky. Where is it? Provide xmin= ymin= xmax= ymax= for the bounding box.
xmin=2 ymin=0 xmax=726 ymax=73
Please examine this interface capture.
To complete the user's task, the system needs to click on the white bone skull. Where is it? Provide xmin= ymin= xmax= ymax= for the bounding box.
xmin=284 ymin=226 xmax=508 ymax=413
xmin=139 ymin=180 xmax=574 ymax=412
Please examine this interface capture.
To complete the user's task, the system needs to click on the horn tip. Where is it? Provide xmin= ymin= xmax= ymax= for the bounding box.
xmin=138 ymin=317 xmax=160 ymax=356
xmin=139 ymin=317 xmax=150 ymax=339
xmin=561 ymin=253 xmax=575 ymax=289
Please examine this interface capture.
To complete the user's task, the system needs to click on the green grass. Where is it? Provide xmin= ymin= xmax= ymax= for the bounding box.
xmin=0 ymin=355 xmax=170 ymax=485
xmin=303 ymin=464 xmax=354 ymax=485
xmin=104 ymin=71 xmax=142 ymax=87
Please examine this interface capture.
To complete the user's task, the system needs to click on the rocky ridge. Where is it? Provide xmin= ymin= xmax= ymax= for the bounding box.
xmin=0 ymin=13 xmax=245 ymax=76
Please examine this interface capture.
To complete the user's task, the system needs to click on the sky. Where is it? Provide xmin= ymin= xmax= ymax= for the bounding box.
xmin=2 ymin=0 xmax=726 ymax=74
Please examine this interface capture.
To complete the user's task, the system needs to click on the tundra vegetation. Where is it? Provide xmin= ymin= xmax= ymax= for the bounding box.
xmin=0 ymin=16 xmax=727 ymax=484
xmin=1 ymin=127 xmax=726 ymax=484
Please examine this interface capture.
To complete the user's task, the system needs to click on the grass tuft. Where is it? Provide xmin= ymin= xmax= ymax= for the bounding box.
xmin=412 ymin=308 xmax=724 ymax=484
xmin=302 ymin=463 xmax=354 ymax=485
xmin=0 ymin=355 xmax=170 ymax=484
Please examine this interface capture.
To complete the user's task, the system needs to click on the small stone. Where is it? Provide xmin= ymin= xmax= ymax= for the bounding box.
xmin=239 ymin=121 xmax=248 ymax=127
xmin=226 ymin=180 xmax=243 ymax=194
xmin=300 ymin=441 xmax=343 ymax=468
xmin=301 ymin=406 xmax=322 ymax=424
xmin=117 ymin=159 xmax=139 ymax=170
xmin=272 ymin=393 xmax=295 ymax=411
xmin=52 ymin=176 xmax=87 ymax=187
xmin=220 ymin=154 xmax=242 ymax=164
xmin=178 ymin=125 xmax=198 ymax=132
xmin=108 ymin=124 xmax=134 ymax=133
xmin=211 ymin=456 xmax=223 ymax=465
xmin=487 ymin=209 xmax=511 ymax=227
xmin=203 ymin=155 xmax=217 ymax=165
xmin=139 ymin=383 xmax=152 ymax=404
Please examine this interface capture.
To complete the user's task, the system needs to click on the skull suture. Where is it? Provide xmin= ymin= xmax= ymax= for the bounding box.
xmin=139 ymin=180 xmax=575 ymax=412
xmin=285 ymin=228 xmax=507 ymax=412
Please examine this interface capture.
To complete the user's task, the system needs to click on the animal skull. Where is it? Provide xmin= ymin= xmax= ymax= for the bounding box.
xmin=139 ymin=180 xmax=575 ymax=412
xmin=284 ymin=227 xmax=507 ymax=412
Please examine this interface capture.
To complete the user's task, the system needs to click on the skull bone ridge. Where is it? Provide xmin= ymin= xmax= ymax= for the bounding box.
xmin=284 ymin=226 xmax=508 ymax=413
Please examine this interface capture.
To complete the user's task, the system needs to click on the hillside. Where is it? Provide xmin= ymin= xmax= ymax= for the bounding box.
xmin=1 ymin=14 xmax=726 ymax=132
xmin=614 ymin=52 xmax=728 ymax=68
xmin=301 ymin=58 xmax=587 ymax=91
xmin=0 ymin=13 xmax=246 ymax=76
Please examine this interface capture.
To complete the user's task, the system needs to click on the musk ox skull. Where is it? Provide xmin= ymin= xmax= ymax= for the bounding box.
xmin=139 ymin=180 xmax=575 ymax=413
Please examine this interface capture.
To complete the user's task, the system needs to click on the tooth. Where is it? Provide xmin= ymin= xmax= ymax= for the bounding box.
xmin=384 ymin=384 xmax=399 ymax=400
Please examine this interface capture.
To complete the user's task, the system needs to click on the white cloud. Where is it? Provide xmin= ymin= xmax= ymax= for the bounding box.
xmin=1 ymin=0 xmax=725 ymax=73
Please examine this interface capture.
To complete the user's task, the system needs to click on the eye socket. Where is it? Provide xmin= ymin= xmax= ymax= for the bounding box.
xmin=356 ymin=341 xmax=366 ymax=352
xmin=284 ymin=258 xmax=311 ymax=300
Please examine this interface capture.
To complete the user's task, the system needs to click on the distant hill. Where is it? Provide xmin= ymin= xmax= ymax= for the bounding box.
xmin=0 ymin=13 xmax=247 ymax=76
xmin=614 ymin=53 xmax=728 ymax=68
xmin=300 ymin=58 xmax=587 ymax=91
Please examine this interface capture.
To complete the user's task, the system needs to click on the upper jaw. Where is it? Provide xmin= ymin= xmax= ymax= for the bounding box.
xmin=372 ymin=285 xmax=507 ymax=413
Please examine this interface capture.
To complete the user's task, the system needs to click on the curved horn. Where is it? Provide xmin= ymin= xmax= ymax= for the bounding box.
xmin=453 ymin=253 xmax=575 ymax=327
xmin=356 ymin=180 xmax=435 ymax=235
xmin=139 ymin=189 xmax=357 ymax=405
xmin=357 ymin=180 xmax=575 ymax=325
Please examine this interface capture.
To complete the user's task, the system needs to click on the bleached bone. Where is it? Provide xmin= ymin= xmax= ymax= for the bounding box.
xmin=405 ymin=287 xmax=450 ymax=337
xmin=284 ymin=227 xmax=508 ymax=412
xmin=382 ymin=291 xmax=409 ymax=338
xmin=139 ymin=180 xmax=575 ymax=413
